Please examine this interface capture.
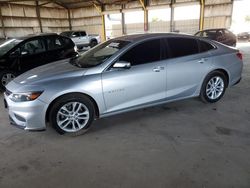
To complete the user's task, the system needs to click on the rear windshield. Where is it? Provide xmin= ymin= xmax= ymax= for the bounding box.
xmin=70 ymin=40 xmax=131 ymax=68
xmin=0 ymin=39 xmax=22 ymax=57
xmin=60 ymin=32 xmax=72 ymax=37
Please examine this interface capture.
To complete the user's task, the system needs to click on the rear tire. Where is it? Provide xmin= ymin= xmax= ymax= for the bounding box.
xmin=49 ymin=94 xmax=95 ymax=136
xmin=200 ymin=71 xmax=227 ymax=103
xmin=0 ymin=70 xmax=16 ymax=91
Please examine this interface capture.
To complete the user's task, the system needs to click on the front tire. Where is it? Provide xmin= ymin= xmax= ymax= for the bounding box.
xmin=200 ymin=71 xmax=227 ymax=103
xmin=49 ymin=94 xmax=95 ymax=135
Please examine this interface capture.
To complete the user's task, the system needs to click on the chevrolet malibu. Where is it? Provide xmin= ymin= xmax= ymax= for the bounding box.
xmin=4 ymin=33 xmax=243 ymax=135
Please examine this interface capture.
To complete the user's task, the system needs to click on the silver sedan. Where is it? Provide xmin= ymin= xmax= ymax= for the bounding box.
xmin=4 ymin=33 xmax=243 ymax=134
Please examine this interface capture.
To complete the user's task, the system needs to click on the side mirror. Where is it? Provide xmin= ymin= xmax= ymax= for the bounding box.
xmin=9 ymin=50 xmax=20 ymax=58
xmin=21 ymin=51 xmax=28 ymax=56
xmin=113 ymin=61 xmax=131 ymax=69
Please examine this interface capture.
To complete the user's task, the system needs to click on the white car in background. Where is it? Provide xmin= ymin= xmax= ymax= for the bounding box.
xmin=60 ymin=30 xmax=100 ymax=49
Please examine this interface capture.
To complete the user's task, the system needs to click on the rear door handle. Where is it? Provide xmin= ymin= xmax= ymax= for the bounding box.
xmin=153 ymin=66 xmax=164 ymax=72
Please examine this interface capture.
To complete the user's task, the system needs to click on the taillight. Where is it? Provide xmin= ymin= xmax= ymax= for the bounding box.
xmin=236 ymin=52 xmax=243 ymax=61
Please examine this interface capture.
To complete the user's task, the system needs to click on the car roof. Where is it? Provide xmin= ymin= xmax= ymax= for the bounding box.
xmin=61 ymin=31 xmax=85 ymax=33
xmin=15 ymin=33 xmax=58 ymax=40
xmin=113 ymin=32 xmax=196 ymax=42
xmin=199 ymin=28 xmax=228 ymax=32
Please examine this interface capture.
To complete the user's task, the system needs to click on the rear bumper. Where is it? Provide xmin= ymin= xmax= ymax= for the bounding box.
xmin=233 ymin=77 xmax=241 ymax=86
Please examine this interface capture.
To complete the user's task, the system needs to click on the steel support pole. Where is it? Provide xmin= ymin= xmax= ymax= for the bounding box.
xmin=0 ymin=6 xmax=6 ymax=38
xmin=93 ymin=3 xmax=106 ymax=41
xmin=121 ymin=4 xmax=126 ymax=35
xmin=199 ymin=0 xmax=205 ymax=30
xmin=68 ymin=9 xmax=72 ymax=30
xmin=35 ymin=0 xmax=43 ymax=33
xmin=170 ymin=0 xmax=175 ymax=32
xmin=139 ymin=0 xmax=148 ymax=31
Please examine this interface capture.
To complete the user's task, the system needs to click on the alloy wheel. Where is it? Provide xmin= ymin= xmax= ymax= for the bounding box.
xmin=1 ymin=73 xmax=15 ymax=86
xmin=206 ymin=76 xmax=225 ymax=100
xmin=56 ymin=102 xmax=90 ymax=133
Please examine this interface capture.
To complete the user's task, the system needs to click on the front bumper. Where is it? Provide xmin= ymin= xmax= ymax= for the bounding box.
xmin=4 ymin=92 xmax=48 ymax=131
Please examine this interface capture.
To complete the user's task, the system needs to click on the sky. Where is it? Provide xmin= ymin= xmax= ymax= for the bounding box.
xmin=231 ymin=0 xmax=250 ymax=33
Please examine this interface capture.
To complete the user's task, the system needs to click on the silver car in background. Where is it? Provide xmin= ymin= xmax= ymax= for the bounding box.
xmin=4 ymin=33 xmax=243 ymax=135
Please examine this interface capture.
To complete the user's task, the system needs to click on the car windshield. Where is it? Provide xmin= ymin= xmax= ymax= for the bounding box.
xmin=70 ymin=40 xmax=131 ymax=68
xmin=0 ymin=39 xmax=22 ymax=57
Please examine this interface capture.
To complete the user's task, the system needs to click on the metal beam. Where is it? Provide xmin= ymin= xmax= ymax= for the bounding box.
xmin=199 ymin=0 xmax=205 ymax=30
xmin=121 ymin=4 xmax=126 ymax=35
xmin=170 ymin=0 xmax=175 ymax=32
xmin=54 ymin=1 xmax=68 ymax=9
xmin=93 ymin=3 xmax=106 ymax=41
xmin=0 ymin=7 xmax=6 ymax=38
xmin=139 ymin=0 xmax=148 ymax=31
xmin=68 ymin=9 xmax=72 ymax=30
xmin=229 ymin=0 xmax=234 ymax=28
xmin=39 ymin=1 xmax=51 ymax=6
xmin=35 ymin=0 xmax=43 ymax=33
xmin=95 ymin=0 xmax=103 ymax=5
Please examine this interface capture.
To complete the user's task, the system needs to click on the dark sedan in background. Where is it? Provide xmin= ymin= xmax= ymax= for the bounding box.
xmin=0 ymin=33 xmax=78 ymax=90
xmin=237 ymin=31 xmax=250 ymax=40
xmin=195 ymin=28 xmax=237 ymax=47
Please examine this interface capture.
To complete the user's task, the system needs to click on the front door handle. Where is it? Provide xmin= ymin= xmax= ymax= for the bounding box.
xmin=153 ymin=66 xmax=164 ymax=72
xmin=198 ymin=58 xmax=208 ymax=64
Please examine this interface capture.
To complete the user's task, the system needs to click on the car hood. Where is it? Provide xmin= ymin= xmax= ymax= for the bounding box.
xmin=12 ymin=59 xmax=85 ymax=86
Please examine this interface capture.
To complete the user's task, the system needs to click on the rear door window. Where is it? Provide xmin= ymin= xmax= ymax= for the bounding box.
xmin=167 ymin=38 xmax=199 ymax=58
xmin=203 ymin=30 xmax=217 ymax=40
xmin=80 ymin=31 xmax=87 ymax=37
xmin=61 ymin=37 xmax=73 ymax=47
xmin=199 ymin=40 xmax=215 ymax=53
xmin=46 ymin=37 xmax=64 ymax=50
xmin=72 ymin=32 xmax=81 ymax=37
xmin=195 ymin=31 xmax=203 ymax=37
xmin=119 ymin=39 xmax=163 ymax=66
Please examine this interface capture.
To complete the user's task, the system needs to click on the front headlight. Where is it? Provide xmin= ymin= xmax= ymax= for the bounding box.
xmin=9 ymin=91 xmax=43 ymax=102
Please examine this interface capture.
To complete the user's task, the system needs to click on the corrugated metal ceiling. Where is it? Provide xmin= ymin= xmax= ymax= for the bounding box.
xmin=0 ymin=0 xmax=133 ymax=8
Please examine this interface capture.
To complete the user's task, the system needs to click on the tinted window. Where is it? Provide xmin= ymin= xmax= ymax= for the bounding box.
xmin=80 ymin=31 xmax=86 ymax=36
xmin=203 ymin=30 xmax=217 ymax=40
xmin=20 ymin=39 xmax=45 ymax=55
xmin=168 ymin=38 xmax=199 ymax=58
xmin=60 ymin=32 xmax=72 ymax=37
xmin=61 ymin=37 xmax=73 ymax=47
xmin=72 ymin=32 xmax=80 ymax=37
xmin=199 ymin=40 xmax=215 ymax=52
xmin=224 ymin=29 xmax=234 ymax=37
xmin=47 ymin=37 xmax=63 ymax=50
xmin=195 ymin=31 xmax=203 ymax=37
xmin=119 ymin=39 xmax=162 ymax=66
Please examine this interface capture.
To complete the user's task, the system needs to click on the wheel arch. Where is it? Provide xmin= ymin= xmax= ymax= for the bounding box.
xmin=90 ymin=38 xmax=97 ymax=43
xmin=211 ymin=68 xmax=229 ymax=87
xmin=45 ymin=92 xmax=100 ymax=123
